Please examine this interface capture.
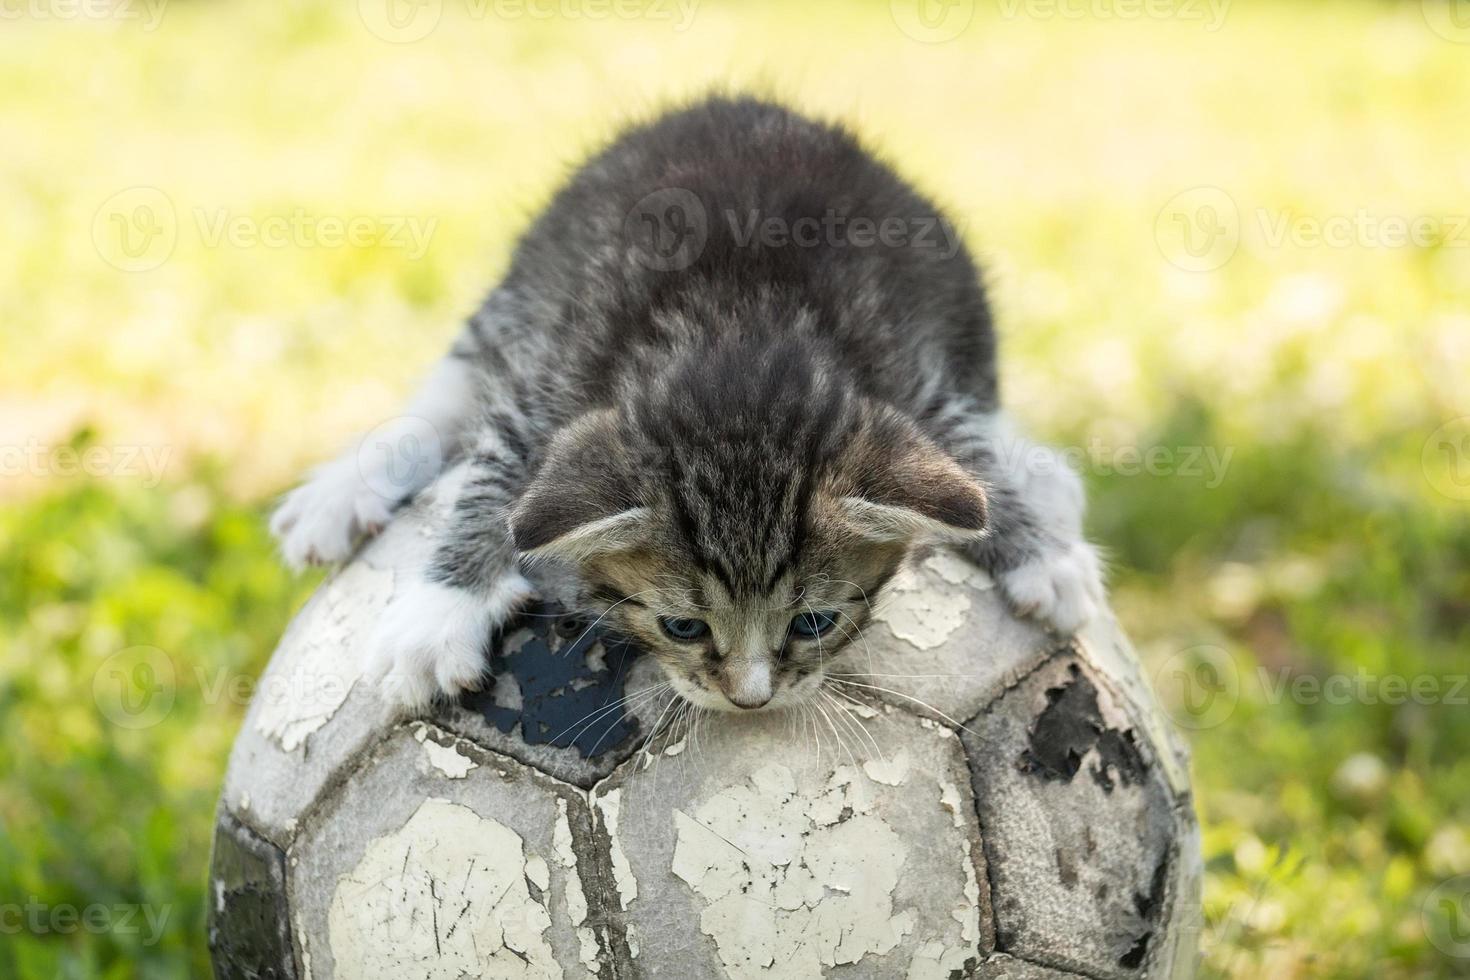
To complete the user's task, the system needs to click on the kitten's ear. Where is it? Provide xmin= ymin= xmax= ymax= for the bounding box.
xmin=508 ymin=411 xmax=653 ymax=563
xmin=832 ymin=413 xmax=989 ymax=545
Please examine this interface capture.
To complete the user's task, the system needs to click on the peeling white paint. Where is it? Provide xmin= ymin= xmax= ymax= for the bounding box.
xmin=525 ymin=854 xmax=550 ymax=893
xmin=670 ymin=762 xmax=915 ymax=978
xmin=862 ymin=750 xmax=911 ymax=787
xmin=327 ymin=798 xmax=558 ymax=979
xmin=596 ymin=788 xmax=638 ymax=910
xmin=555 ymin=798 xmax=601 ymax=974
xmin=412 ymin=724 xmax=479 ymax=779
xmin=877 ymin=563 xmax=975 ymax=650
xmin=255 ymin=563 xmax=393 ymax=752
xmin=906 ymin=939 xmax=976 ymax=979
xmin=937 ymin=778 xmax=983 ymax=945
xmin=923 ymin=550 xmax=993 ymax=589
xmin=425 ymin=741 xmax=477 ymax=779
xmin=625 ymin=923 xmax=640 ymax=959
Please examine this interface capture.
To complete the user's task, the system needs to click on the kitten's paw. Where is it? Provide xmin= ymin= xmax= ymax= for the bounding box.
xmin=366 ymin=573 xmax=535 ymax=713
xmin=998 ymin=541 xmax=1106 ymax=636
xmin=270 ymin=459 xmax=394 ymax=569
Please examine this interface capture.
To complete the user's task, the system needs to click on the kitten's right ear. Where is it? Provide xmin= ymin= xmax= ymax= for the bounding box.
xmin=508 ymin=411 xmax=653 ymax=563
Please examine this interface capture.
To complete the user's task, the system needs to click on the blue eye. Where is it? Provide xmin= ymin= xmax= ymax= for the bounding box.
xmin=659 ymin=616 xmax=710 ymax=641
xmin=791 ymin=610 xmax=839 ymax=638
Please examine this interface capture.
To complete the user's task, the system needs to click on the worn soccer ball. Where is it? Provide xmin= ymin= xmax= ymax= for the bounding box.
xmin=210 ymin=471 xmax=1201 ymax=979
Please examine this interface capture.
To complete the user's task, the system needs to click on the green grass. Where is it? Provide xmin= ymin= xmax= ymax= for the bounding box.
xmin=1 ymin=0 xmax=1468 ymax=976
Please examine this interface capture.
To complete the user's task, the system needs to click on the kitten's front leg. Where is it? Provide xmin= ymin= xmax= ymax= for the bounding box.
xmin=945 ymin=409 xmax=1106 ymax=634
xmin=270 ymin=354 xmax=478 ymax=568
xmin=367 ymin=433 xmax=534 ymax=712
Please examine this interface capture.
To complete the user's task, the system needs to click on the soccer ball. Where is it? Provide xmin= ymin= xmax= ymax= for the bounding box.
xmin=210 ymin=470 xmax=1201 ymax=979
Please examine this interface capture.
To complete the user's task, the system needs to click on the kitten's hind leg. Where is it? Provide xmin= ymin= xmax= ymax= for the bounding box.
xmin=270 ymin=349 xmax=479 ymax=569
xmin=942 ymin=409 xmax=1106 ymax=635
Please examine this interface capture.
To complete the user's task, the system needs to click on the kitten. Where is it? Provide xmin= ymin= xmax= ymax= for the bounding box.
xmin=271 ymin=96 xmax=1105 ymax=713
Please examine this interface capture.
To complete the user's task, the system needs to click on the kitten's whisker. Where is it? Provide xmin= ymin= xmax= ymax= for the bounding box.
xmin=637 ymin=687 xmax=683 ymax=766
xmin=565 ymin=589 xmax=659 ymax=655
xmin=822 ymin=687 xmax=886 ymax=764
xmin=814 ymin=698 xmax=857 ymax=771
xmin=550 ymin=682 xmax=667 ymax=747
xmin=827 ymin=679 xmax=980 ymax=737
xmin=829 ymin=671 xmax=979 ymax=679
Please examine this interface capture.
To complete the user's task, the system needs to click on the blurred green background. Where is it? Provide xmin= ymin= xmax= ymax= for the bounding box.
xmin=2 ymin=0 xmax=1468 ymax=976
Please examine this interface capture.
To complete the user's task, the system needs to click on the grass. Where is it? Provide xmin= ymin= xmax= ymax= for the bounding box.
xmin=1 ymin=0 xmax=1468 ymax=976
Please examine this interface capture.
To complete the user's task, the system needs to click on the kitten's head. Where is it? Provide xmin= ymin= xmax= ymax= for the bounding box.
xmin=509 ymin=345 xmax=987 ymax=711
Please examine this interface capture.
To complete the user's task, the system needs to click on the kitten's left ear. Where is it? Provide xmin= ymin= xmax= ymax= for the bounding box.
xmin=508 ymin=411 xmax=654 ymax=563
xmin=831 ymin=409 xmax=989 ymax=545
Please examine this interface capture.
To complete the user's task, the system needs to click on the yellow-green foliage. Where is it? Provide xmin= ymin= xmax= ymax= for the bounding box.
xmin=1 ymin=1 xmax=1467 ymax=976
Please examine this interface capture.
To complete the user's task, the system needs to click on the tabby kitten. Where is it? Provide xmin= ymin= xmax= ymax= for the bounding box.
xmin=271 ymin=96 xmax=1104 ymax=712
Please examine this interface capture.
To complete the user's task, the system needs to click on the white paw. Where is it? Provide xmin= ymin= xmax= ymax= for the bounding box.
xmin=270 ymin=458 xmax=395 ymax=569
xmin=998 ymin=541 xmax=1106 ymax=636
xmin=366 ymin=572 xmax=535 ymax=713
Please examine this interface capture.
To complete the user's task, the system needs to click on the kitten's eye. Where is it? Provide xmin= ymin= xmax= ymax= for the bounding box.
xmin=790 ymin=610 xmax=839 ymax=638
xmin=658 ymin=616 xmax=710 ymax=641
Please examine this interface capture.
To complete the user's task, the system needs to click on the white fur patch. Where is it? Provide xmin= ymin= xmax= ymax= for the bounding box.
xmin=270 ymin=456 xmax=395 ymax=569
xmin=367 ymin=572 xmax=534 ymax=712
xmin=998 ymin=540 xmax=1105 ymax=636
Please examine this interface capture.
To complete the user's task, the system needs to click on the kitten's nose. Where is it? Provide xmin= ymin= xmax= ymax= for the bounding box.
xmin=720 ymin=660 xmax=772 ymax=709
